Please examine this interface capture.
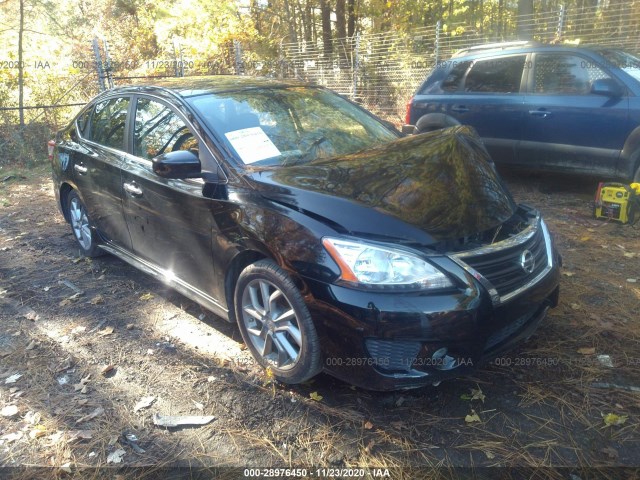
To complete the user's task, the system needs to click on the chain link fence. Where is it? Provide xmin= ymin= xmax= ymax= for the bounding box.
xmin=265 ymin=3 xmax=639 ymax=123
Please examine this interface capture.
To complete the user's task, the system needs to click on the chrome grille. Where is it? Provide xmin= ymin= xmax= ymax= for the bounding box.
xmin=452 ymin=218 xmax=553 ymax=304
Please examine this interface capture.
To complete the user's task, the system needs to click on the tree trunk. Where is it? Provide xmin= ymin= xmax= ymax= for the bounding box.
xmin=283 ymin=0 xmax=298 ymax=43
xmin=516 ymin=0 xmax=534 ymax=40
xmin=320 ymin=0 xmax=332 ymax=55
xmin=303 ymin=0 xmax=312 ymax=42
xmin=18 ymin=0 xmax=25 ymax=128
xmin=336 ymin=0 xmax=346 ymax=39
xmin=347 ymin=0 xmax=356 ymax=37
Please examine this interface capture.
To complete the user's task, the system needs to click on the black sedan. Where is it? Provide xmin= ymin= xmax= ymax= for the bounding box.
xmin=51 ymin=76 xmax=560 ymax=390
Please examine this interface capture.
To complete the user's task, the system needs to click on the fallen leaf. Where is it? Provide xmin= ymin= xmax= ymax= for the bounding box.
xmin=192 ymin=401 xmax=204 ymax=411
xmin=29 ymin=425 xmax=47 ymax=439
xmin=623 ymin=252 xmax=637 ymax=258
xmin=602 ymin=412 xmax=628 ymax=427
xmin=484 ymin=451 xmax=495 ymax=459
xmin=465 ymin=411 xmax=481 ymax=423
xmin=578 ymin=347 xmax=596 ymax=355
xmin=364 ymin=420 xmax=373 ymax=430
xmin=59 ymin=292 xmax=83 ymax=306
xmin=24 ymin=411 xmax=41 ymax=425
xmin=100 ymin=365 xmax=115 ymax=376
xmin=126 ymin=324 xmax=135 ymax=330
xmin=88 ymin=295 xmax=104 ymax=305
xmin=139 ymin=293 xmax=154 ymax=301
xmin=97 ymin=326 xmax=114 ymax=336
xmin=570 ymin=303 xmax=580 ymax=310
xmin=562 ymin=271 xmax=575 ymax=277
xmin=5 ymin=373 xmax=22 ymax=384
xmin=25 ymin=340 xmax=37 ymax=351
xmin=601 ymin=446 xmax=619 ymax=460
xmin=66 ymin=430 xmax=93 ymax=443
xmin=309 ymin=391 xmax=323 ymax=401
xmin=470 ymin=387 xmax=486 ymax=403
xmin=75 ymin=406 xmax=104 ymax=424
xmin=0 ymin=432 xmax=22 ymax=443
xmin=106 ymin=449 xmax=126 ymax=464
xmin=1 ymin=405 xmax=19 ymax=418
xmin=365 ymin=439 xmax=375 ymax=453
xmin=627 ymin=278 xmax=637 ymax=283
xmin=133 ymin=396 xmax=156 ymax=413
xmin=60 ymin=463 xmax=72 ymax=473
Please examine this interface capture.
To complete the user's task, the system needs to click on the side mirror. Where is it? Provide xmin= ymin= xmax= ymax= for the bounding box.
xmin=152 ymin=150 xmax=201 ymax=179
xmin=590 ymin=78 xmax=623 ymax=97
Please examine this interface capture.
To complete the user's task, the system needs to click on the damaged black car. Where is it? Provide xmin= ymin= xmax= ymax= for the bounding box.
xmin=51 ymin=76 xmax=560 ymax=390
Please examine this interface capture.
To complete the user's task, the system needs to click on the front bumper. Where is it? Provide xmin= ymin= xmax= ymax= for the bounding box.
xmin=304 ymin=220 xmax=561 ymax=391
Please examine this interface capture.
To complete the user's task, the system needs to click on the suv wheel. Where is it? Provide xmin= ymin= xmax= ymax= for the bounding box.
xmin=66 ymin=191 xmax=103 ymax=257
xmin=234 ymin=260 xmax=322 ymax=384
xmin=414 ymin=113 xmax=461 ymax=133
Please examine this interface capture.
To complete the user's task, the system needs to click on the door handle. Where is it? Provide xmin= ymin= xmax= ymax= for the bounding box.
xmin=451 ymin=105 xmax=469 ymax=113
xmin=123 ymin=182 xmax=143 ymax=197
xmin=529 ymin=109 xmax=552 ymax=118
xmin=74 ymin=164 xmax=88 ymax=174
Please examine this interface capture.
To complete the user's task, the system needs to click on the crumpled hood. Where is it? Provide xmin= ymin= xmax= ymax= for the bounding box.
xmin=245 ymin=126 xmax=517 ymax=245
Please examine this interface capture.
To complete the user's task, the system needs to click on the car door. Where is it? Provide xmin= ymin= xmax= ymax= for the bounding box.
xmin=69 ymin=96 xmax=132 ymax=250
xmin=448 ymin=54 xmax=528 ymax=164
xmin=121 ymin=96 xmax=219 ymax=298
xmin=520 ymin=52 xmax=630 ymax=175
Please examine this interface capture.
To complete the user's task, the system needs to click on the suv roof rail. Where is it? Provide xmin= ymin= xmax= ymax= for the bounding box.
xmin=451 ymin=40 xmax=542 ymax=58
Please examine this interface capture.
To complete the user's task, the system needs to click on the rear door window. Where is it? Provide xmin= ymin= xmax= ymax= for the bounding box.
xmin=464 ymin=55 xmax=526 ymax=93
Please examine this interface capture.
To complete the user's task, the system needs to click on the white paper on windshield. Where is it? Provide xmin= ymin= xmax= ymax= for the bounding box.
xmin=224 ymin=127 xmax=281 ymax=164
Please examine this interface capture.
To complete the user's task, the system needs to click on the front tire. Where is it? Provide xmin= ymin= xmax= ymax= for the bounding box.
xmin=65 ymin=190 xmax=103 ymax=257
xmin=234 ymin=260 xmax=322 ymax=384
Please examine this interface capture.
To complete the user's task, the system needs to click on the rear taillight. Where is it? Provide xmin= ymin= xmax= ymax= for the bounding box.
xmin=404 ymin=96 xmax=413 ymax=125
xmin=47 ymin=140 xmax=56 ymax=160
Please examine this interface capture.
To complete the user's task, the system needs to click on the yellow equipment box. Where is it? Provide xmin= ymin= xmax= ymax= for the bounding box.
xmin=594 ymin=182 xmax=640 ymax=224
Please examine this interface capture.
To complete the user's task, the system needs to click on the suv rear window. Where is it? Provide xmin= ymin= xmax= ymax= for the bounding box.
xmin=464 ymin=55 xmax=526 ymax=93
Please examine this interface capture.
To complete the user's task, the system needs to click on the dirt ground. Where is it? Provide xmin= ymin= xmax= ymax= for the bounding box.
xmin=0 ymin=164 xmax=639 ymax=479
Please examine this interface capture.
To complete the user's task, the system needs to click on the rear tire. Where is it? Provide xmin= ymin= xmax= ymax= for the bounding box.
xmin=414 ymin=113 xmax=461 ymax=134
xmin=65 ymin=191 xmax=103 ymax=257
xmin=234 ymin=260 xmax=322 ymax=384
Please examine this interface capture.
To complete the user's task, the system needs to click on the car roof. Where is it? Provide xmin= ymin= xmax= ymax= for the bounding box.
xmin=112 ymin=75 xmax=311 ymax=98
xmin=449 ymin=41 xmax=631 ymax=60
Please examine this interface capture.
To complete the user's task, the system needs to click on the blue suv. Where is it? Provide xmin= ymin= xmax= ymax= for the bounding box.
xmin=404 ymin=41 xmax=640 ymax=182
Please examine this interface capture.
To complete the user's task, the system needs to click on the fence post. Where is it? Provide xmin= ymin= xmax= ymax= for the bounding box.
xmin=435 ymin=21 xmax=441 ymax=66
xmin=556 ymin=5 xmax=566 ymax=41
xmin=102 ymin=38 xmax=114 ymax=89
xmin=352 ymin=33 xmax=360 ymax=100
xmin=234 ymin=40 xmax=244 ymax=75
xmin=92 ymin=38 xmax=106 ymax=92
xmin=279 ymin=39 xmax=285 ymax=79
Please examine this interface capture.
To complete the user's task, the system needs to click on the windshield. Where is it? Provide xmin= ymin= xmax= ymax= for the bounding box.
xmin=187 ymin=87 xmax=398 ymax=167
xmin=597 ymin=49 xmax=640 ymax=81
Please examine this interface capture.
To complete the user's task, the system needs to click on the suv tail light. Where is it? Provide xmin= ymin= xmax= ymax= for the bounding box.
xmin=47 ymin=140 xmax=56 ymax=161
xmin=405 ymin=96 xmax=413 ymax=125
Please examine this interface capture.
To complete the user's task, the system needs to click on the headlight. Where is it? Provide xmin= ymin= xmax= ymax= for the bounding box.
xmin=323 ymin=237 xmax=453 ymax=290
